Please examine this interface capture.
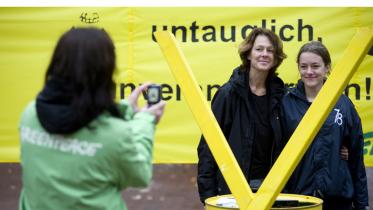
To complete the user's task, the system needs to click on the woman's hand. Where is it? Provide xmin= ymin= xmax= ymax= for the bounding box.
xmin=127 ymin=82 xmax=166 ymax=124
xmin=127 ymin=82 xmax=152 ymax=113
xmin=142 ymin=100 xmax=166 ymax=124
xmin=340 ymin=146 xmax=349 ymax=161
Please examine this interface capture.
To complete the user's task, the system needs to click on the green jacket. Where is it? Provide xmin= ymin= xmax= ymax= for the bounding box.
xmin=19 ymin=100 xmax=156 ymax=210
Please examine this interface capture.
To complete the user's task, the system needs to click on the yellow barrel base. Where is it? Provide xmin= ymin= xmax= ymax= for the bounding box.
xmin=205 ymin=194 xmax=322 ymax=210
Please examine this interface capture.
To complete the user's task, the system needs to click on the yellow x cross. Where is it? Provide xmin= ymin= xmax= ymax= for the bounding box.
xmin=154 ymin=28 xmax=372 ymax=210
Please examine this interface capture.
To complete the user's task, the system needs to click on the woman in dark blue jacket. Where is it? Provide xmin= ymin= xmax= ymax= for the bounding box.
xmin=197 ymin=28 xmax=287 ymax=204
xmin=282 ymin=41 xmax=369 ymax=210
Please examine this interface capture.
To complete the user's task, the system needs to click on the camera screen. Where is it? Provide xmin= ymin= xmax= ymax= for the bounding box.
xmin=148 ymin=87 xmax=160 ymax=104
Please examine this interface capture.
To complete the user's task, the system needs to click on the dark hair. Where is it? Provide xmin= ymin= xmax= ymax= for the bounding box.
xmin=238 ymin=28 xmax=287 ymax=77
xmin=45 ymin=27 xmax=119 ymax=120
xmin=296 ymin=41 xmax=331 ymax=68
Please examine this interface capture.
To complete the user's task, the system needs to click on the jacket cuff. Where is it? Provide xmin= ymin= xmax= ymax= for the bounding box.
xmin=200 ymin=190 xmax=218 ymax=204
xmin=118 ymin=100 xmax=134 ymax=120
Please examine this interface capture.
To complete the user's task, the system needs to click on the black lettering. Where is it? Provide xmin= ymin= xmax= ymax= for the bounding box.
xmin=190 ymin=21 xmax=199 ymax=42
xmin=344 ymin=83 xmax=361 ymax=100
xmin=270 ymin=19 xmax=276 ymax=33
xmin=261 ymin=19 xmax=267 ymax=29
xmin=151 ymin=25 xmax=168 ymax=42
xmin=120 ymin=83 xmax=136 ymax=99
xmin=366 ymin=77 xmax=371 ymax=100
xmin=279 ymin=25 xmax=294 ymax=41
xmin=241 ymin=25 xmax=256 ymax=39
xmin=176 ymin=84 xmax=181 ymax=101
xmin=151 ymin=25 xmax=157 ymax=42
xmin=152 ymin=20 xmax=319 ymax=43
xmin=202 ymin=25 xmax=216 ymax=42
xmin=172 ymin=25 xmax=188 ymax=42
xmin=221 ymin=26 xmax=236 ymax=42
xmin=161 ymin=83 xmax=173 ymax=100
xmin=298 ymin=19 xmax=313 ymax=41
xmin=119 ymin=83 xmax=225 ymax=102
xmin=207 ymin=84 xmax=220 ymax=100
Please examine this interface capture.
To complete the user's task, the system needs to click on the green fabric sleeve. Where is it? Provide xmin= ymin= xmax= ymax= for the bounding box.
xmin=117 ymin=100 xmax=134 ymax=120
xmin=115 ymin=111 xmax=156 ymax=189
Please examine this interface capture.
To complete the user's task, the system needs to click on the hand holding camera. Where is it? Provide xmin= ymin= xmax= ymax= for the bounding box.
xmin=127 ymin=83 xmax=165 ymax=124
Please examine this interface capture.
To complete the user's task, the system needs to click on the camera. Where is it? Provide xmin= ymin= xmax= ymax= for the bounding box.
xmin=147 ymin=84 xmax=161 ymax=106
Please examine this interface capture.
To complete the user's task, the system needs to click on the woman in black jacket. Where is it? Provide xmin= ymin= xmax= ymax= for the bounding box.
xmin=197 ymin=27 xmax=287 ymax=204
xmin=282 ymin=41 xmax=369 ymax=210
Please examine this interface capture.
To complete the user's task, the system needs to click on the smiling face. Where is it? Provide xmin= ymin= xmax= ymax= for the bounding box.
xmin=298 ymin=52 xmax=330 ymax=91
xmin=248 ymin=35 xmax=275 ymax=73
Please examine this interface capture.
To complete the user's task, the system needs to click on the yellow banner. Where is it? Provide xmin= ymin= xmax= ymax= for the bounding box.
xmin=0 ymin=8 xmax=372 ymax=165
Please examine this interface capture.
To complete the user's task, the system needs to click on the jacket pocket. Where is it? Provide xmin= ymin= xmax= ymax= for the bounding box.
xmin=314 ymin=167 xmax=331 ymax=198
xmin=328 ymin=161 xmax=354 ymax=198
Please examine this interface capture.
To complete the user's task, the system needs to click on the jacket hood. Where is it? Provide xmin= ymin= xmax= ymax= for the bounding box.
xmin=36 ymin=77 xmax=99 ymax=134
xmin=227 ymin=67 xmax=248 ymax=98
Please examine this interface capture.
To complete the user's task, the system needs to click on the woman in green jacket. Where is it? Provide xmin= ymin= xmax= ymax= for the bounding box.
xmin=19 ymin=27 xmax=166 ymax=210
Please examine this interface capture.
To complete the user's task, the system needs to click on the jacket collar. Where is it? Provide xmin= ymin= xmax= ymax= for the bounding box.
xmin=289 ymin=79 xmax=313 ymax=103
xmin=228 ymin=66 xmax=285 ymax=108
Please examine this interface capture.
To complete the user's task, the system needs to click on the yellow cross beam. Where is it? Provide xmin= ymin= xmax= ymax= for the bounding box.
xmin=154 ymin=31 xmax=254 ymax=208
xmin=154 ymin=27 xmax=372 ymax=210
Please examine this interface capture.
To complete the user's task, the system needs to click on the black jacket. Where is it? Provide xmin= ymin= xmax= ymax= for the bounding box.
xmin=282 ymin=80 xmax=368 ymax=210
xmin=197 ymin=67 xmax=285 ymax=203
